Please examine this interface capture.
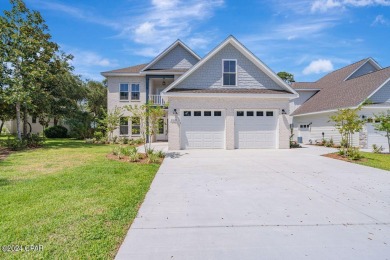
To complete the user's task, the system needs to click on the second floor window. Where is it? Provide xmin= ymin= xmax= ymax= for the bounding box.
xmin=223 ymin=60 xmax=236 ymax=86
xmin=131 ymin=84 xmax=140 ymax=100
xmin=120 ymin=83 xmax=129 ymax=100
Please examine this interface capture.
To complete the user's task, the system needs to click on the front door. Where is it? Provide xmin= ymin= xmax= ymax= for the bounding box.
xmin=156 ymin=118 xmax=168 ymax=141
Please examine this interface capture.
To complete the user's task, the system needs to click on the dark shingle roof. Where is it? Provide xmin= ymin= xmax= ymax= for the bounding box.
xmin=102 ymin=63 xmax=148 ymax=74
xmin=102 ymin=64 xmax=190 ymax=74
xmin=168 ymin=88 xmax=290 ymax=94
xmin=143 ymin=68 xmax=189 ymax=73
xmin=291 ymin=82 xmax=319 ymax=89
xmin=293 ymin=60 xmax=390 ymax=115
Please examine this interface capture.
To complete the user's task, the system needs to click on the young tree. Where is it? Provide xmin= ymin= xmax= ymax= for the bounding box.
xmin=329 ymin=106 xmax=365 ymax=157
xmin=373 ymin=111 xmax=390 ymax=153
xmin=0 ymin=0 xmax=58 ymax=139
xmin=126 ymin=102 xmax=166 ymax=155
xmin=277 ymin=72 xmax=295 ymax=84
xmin=100 ymin=106 xmax=123 ymax=142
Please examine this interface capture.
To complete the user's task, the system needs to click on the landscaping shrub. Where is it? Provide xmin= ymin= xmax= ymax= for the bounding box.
xmin=93 ymin=131 xmax=104 ymax=141
xmin=348 ymin=147 xmax=362 ymax=160
xmin=372 ymin=144 xmax=384 ymax=154
xmin=85 ymin=138 xmax=94 ymax=144
xmin=3 ymin=134 xmax=45 ymax=151
xmin=134 ymin=138 xmax=144 ymax=145
xmin=146 ymin=148 xmax=155 ymax=157
xmin=156 ymin=150 xmax=165 ymax=158
xmin=128 ymin=147 xmax=140 ymax=162
xmin=44 ymin=125 xmax=68 ymax=138
xmin=112 ymin=146 xmax=121 ymax=158
xmin=147 ymin=153 xmax=160 ymax=164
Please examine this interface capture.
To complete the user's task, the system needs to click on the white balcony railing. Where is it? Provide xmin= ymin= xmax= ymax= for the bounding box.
xmin=149 ymin=95 xmax=166 ymax=106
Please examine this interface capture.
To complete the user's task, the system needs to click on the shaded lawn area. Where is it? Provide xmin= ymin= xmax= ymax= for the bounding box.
xmin=356 ymin=152 xmax=390 ymax=171
xmin=0 ymin=139 xmax=159 ymax=259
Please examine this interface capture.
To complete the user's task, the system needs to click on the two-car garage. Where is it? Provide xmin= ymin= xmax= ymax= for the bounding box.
xmin=180 ymin=109 xmax=278 ymax=149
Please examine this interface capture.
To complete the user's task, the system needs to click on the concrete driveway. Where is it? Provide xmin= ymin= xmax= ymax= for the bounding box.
xmin=116 ymin=146 xmax=390 ymax=260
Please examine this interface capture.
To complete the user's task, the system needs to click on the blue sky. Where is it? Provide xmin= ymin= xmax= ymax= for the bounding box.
xmin=3 ymin=0 xmax=390 ymax=81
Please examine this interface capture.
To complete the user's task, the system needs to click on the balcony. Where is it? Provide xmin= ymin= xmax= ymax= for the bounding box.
xmin=150 ymin=95 xmax=166 ymax=106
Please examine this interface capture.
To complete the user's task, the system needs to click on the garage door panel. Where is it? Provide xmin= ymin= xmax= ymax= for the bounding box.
xmin=181 ymin=110 xmax=225 ymax=149
xmin=235 ymin=110 xmax=278 ymax=149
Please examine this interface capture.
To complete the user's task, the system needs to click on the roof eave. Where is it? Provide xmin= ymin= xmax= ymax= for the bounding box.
xmin=101 ymin=72 xmax=142 ymax=77
xmin=161 ymin=92 xmax=298 ymax=99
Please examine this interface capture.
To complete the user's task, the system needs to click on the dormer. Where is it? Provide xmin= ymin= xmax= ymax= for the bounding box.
xmin=345 ymin=58 xmax=382 ymax=81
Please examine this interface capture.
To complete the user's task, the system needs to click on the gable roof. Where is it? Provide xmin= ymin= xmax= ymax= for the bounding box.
xmin=141 ymin=40 xmax=201 ymax=72
xmin=292 ymin=58 xmax=390 ymax=116
xmin=163 ymin=35 xmax=298 ymax=95
xmin=344 ymin=57 xmax=382 ymax=81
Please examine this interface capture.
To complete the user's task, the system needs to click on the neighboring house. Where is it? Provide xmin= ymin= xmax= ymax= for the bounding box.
xmin=290 ymin=58 xmax=390 ymax=151
xmin=102 ymin=36 xmax=298 ymax=150
xmin=1 ymin=116 xmax=55 ymax=135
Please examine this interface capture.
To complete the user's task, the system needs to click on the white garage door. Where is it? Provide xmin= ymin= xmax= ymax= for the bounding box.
xmin=181 ymin=110 xmax=225 ymax=149
xmin=235 ymin=110 xmax=278 ymax=149
xmin=367 ymin=123 xmax=388 ymax=151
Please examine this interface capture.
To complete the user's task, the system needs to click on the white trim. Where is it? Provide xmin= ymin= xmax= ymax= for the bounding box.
xmin=141 ymin=40 xmax=201 ymax=72
xmin=293 ymin=108 xmax=346 ymax=117
xmin=294 ymin=88 xmax=321 ymax=91
xmin=162 ymin=36 xmax=298 ymax=95
xmin=344 ymin=58 xmax=382 ymax=81
xmin=162 ymin=92 xmax=298 ymax=99
xmin=362 ymin=77 xmax=390 ymax=105
xmin=119 ymin=83 xmax=129 ymax=101
xmin=222 ymin=59 xmax=237 ymax=87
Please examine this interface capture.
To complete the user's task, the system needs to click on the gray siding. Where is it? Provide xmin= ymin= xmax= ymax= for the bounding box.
xmin=290 ymin=90 xmax=318 ymax=114
xmin=176 ymin=43 xmax=284 ymax=90
xmin=348 ymin=62 xmax=378 ymax=80
xmin=150 ymin=45 xmax=199 ymax=70
xmin=370 ymin=80 xmax=390 ymax=103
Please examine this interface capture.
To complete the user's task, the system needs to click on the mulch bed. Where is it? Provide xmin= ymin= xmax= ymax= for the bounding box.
xmin=106 ymin=153 xmax=163 ymax=164
xmin=322 ymin=152 xmax=367 ymax=162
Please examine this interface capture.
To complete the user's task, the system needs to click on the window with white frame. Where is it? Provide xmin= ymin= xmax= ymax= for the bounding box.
xmin=132 ymin=117 xmax=141 ymax=135
xmin=131 ymin=84 xmax=140 ymax=100
xmin=120 ymin=117 xmax=129 ymax=135
xmin=223 ymin=60 xmax=236 ymax=86
xmin=120 ymin=84 xmax=129 ymax=100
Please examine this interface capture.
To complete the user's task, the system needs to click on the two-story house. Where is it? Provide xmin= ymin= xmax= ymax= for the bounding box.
xmin=102 ymin=36 xmax=298 ymax=150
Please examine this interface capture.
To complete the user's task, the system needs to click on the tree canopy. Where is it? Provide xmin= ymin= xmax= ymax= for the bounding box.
xmin=0 ymin=0 xmax=107 ymax=140
xmin=277 ymin=72 xmax=295 ymax=84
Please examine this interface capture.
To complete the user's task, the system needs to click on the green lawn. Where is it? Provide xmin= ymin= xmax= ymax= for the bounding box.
xmin=0 ymin=139 xmax=159 ymax=259
xmin=357 ymin=152 xmax=390 ymax=171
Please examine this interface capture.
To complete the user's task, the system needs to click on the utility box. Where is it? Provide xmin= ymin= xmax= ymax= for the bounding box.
xmin=297 ymin=137 xmax=303 ymax=144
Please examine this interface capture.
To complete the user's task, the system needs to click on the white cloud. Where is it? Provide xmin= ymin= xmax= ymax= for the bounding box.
xmin=371 ymin=14 xmax=390 ymax=25
xmin=70 ymin=50 xmax=117 ymax=67
xmin=311 ymin=0 xmax=390 ymax=13
xmin=124 ymin=0 xmax=224 ymax=55
xmin=303 ymin=59 xmax=334 ymax=75
xmin=27 ymin=0 xmax=120 ymax=29
xmin=311 ymin=0 xmax=342 ymax=13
